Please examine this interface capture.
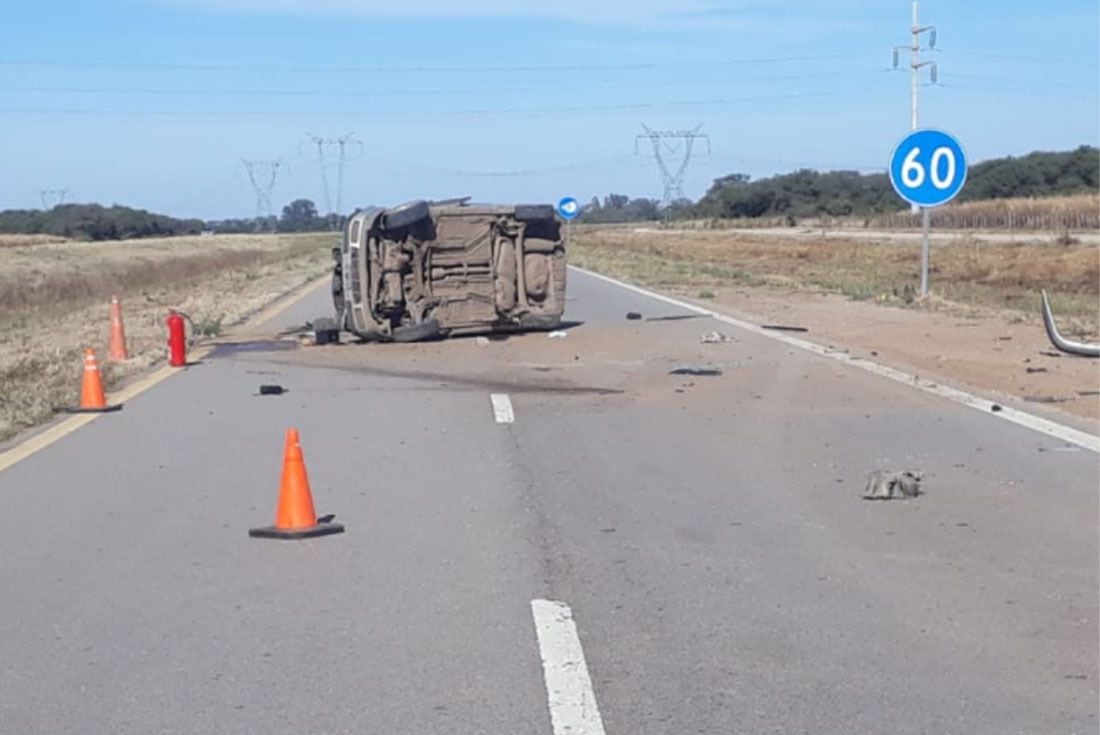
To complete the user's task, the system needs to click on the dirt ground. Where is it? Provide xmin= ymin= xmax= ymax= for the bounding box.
xmin=570 ymin=226 xmax=1099 ymax=425
xmin=673 ymin=285 xmax=1100 ymax=424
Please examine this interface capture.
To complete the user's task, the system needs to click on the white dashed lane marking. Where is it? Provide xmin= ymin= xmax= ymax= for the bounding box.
xmin=491 ymin=393 xmax=515 ymax=424
xmin=531 ymin=599 xmax=607 ymax=735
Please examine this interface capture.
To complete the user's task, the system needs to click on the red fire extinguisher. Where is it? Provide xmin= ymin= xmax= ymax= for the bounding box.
xmin=167 ymin=310 xmax=188 ymax=367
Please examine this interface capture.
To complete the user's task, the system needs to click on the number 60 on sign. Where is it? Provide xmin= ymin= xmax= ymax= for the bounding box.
xmin=889 ymin=129 xmax=968 ymax=208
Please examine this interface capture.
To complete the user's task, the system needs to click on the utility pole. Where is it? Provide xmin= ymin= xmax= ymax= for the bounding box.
xmin=634 ymin=124 xmax=710 ymax=210
xmin=38 ymin=188 xmax=70 ymax=209
xmin=893 ymin=0 xmax=938 ymax=213
xmin=333 ymin=132 xmax=361 ymax=215
xmin=240 ymin=159 xmax=285 ymax=231
xmin=302 ymin=133 xmax=333 ymax=216
xmin=300 ymin=132 xmax=360 ymax=225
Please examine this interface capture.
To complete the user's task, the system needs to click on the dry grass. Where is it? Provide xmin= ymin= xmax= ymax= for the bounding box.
xmin=0 ymin=234 xmax=71 ymax=247
xmin=571 ymin=228 xmax=1100 ymax=335
xmin=0 ymin=233 xmax=333 ymax=441
xmin=870 ymin=193 xmax=1100 ymax=231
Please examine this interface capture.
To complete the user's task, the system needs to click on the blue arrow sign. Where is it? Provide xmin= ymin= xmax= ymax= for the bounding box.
xmin=889 ymin=129 xmax=968 ymax=208
xmin=557 ymin=196 xmax=580 ymax=221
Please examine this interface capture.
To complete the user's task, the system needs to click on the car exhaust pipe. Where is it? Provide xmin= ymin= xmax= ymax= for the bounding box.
xmin=1041 ymin=290 xmax=1100 ymax=358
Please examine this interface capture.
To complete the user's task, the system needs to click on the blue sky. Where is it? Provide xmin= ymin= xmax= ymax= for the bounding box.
xmin=0 ymin=0 xmax=1096 ymax=219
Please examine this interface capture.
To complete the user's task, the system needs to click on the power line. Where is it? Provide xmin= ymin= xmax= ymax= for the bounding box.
xmin=0 ymin=71 xmax=892 ymax=99
xmin=946 ymin=51 xmax=1097 ymax=67
xmin=0 ymin=85 xmax=898 ymax=118
xmin=0 ymin=52 xmax=881 ymax=74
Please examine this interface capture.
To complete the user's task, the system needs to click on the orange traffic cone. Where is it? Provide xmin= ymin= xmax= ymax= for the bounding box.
xmin=249 ymin=429 xmax=344 ymax=540
xmin=107 ymin=295 xmax=129 ymax=362
xmin=62 ymin=348 xmax=122 ymax=413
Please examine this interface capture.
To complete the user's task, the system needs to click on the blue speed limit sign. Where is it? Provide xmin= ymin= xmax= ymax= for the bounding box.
xmin=889 ymin=129 xmax=968 ymax=207
xmin=557 ymin=196 xmax=580 ymax=221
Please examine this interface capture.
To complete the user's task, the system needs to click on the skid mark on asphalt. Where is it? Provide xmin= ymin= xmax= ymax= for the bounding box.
xmin=491 ymin=393 xmax=515 ymax=423
xmin=531 ymin=599 xmax=607 ymax=735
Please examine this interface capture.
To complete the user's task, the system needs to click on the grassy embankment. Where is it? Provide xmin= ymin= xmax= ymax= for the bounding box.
xmin=0 ymin=233 xmax=333 ymax=441
xmin=570 ymin=226 xmax=1100 ymax=335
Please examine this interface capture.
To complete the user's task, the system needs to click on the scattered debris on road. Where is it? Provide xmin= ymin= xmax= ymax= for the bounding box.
xmin=626 ymin=311 xmax=643 ymax=321
xmin=762 ymin=324 xmax=809 ymax=333
xmin=862 ymin=469 xmax=923 ymax=500
xmin=258 ymin=384 xmax=287 ymax=396
xmin=548 ymin=331 xmax=568 ymax=339
xmin=1026 ymin=367 xmax=1049 ymax=374
xmin=700 ymin=331 xmax=733 ymax=344
xmin=646 ymin=314 xmax=704 ymax=322
xmin=669 ymin=366 xmax=723 ymax=377
xmin=991 ymin=404 xmax=1004 ymax=412
xmin=1023 ymin=395 xmax=1071 ymax=404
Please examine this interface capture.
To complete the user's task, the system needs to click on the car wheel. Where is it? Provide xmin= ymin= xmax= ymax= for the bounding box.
xmin=514 ymin=204 xmax=555 ymax=222
xmin=391 ymin=318 xmax=442 ymax=343
xmin=381 ymin=200 xmax=430 ymax=231
xmin=519 ymin=313 xmax=561 ymax=331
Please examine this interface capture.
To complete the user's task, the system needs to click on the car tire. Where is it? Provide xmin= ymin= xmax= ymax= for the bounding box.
xmin=514 ymin=204 xmax=555 ymax=222
xmin=519 ymin=313 xmax=561 ymax=331
xmin=391 ymin=318 xmax=442 ymax=343
xmin=381 ymin=200 xmax=430 ymax=231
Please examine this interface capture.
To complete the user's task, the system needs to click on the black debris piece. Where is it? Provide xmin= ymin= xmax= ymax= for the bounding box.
xmin=1026 ymin=367 xmax=1048 ymax=374
xmin=626 ymin=312 xmax=643 ymax=321
xmin=669 ymin=366 xmax=723 ymax=377
xmin=991 ymin=404 xmax=1003 ymax=412
xmin=762 ymin=325 xmax=809 ymax=333
xmin=258 ymin=384 xmax=286 ymax=396
xmin=1023 ymin=395 xmax=1070 ymax=404
xmin=646 ymin=314 xmax=705 ymax=322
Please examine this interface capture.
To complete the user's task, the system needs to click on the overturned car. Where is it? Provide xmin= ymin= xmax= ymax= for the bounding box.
xmin=324 ymin=200 xmax=566 ymax=342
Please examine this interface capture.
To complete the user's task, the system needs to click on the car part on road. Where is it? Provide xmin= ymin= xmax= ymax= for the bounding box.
xmin=862 ymin=469 xmax=923 ymax=500
xmin=249 ymin=429 xmax=345 ymax=540
xmin=669 ymin=366 xmax=724 ymax=377
xmin=626 ymin=312 xmax=642 ymax=320
xmin=332 ymin=202 xmax=566 ymax=342
xmin=762 ymin=324 xmax=810 ymax=333
xmin=700 ymin=331 xmax=733 ymax=344
xmin=646 ymin=314 xmax=705 ymax=322
xmin=1041 ymin=289 xmax=1100 ymax=358
xmin=258 ymin=384 xmax=286 ymax=396
xmin=1023 ymin=395 xmax=1071 ymax=404
xmin=312 ymin=316 xmax=340 ymax=345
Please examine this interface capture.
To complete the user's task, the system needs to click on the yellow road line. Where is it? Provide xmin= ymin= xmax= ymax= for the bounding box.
xmin=0 ymin=273 xmax=330 ymax=475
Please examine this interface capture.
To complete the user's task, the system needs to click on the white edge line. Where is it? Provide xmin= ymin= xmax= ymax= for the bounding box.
xmin=570 ymin=265 xmax=1100 ymax=454
xmin=531 ymin=599 xmax=607 ymax=735
xmin=491 ymin=393 xmax=515 ymax=424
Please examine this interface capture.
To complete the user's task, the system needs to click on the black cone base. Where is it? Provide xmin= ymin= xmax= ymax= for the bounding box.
xmin=249 ymin=522 xmax=345 ymax=540
xmin=60 ymin=404 xmax=123 ymax=414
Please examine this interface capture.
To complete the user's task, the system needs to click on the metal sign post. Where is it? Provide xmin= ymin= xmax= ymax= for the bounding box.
xmin=889 ymin=129 xmax=968 ymax=298
xmin=557 ymin=196 xmax=580 ymax=249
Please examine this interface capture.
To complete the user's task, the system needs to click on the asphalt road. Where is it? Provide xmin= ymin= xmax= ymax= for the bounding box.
xmin=0 ymin=269 xmax=1096 ymax=734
